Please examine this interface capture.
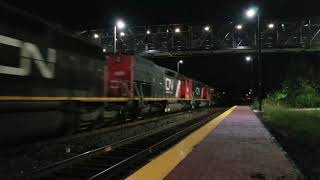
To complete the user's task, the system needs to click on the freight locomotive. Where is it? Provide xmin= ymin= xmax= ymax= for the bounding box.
xmin=0 ymin=4 xmax=215 ymax=145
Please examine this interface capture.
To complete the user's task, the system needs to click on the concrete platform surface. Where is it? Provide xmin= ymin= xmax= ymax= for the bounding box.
xmin=165 ymin=106 xmax=299 ymax=180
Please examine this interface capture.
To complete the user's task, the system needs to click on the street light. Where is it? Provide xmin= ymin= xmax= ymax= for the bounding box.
xmin=204 ymin=26 xmax=210 ymax=31
xmin=268 ymin=23 xmax=275 ymax=29
xmin=177 ymin=60 xmax=183 ymax=73
xmin=245 ymin=56 xmax=254 ymax=96
xmin=120 ymin=32 xmax=125 ymax=37
xmin=93 ymin=33 xmax=99 ymax=39
xmin=175 ymin=28 xmax=181 ymax=33
xmin=246 ymin=8 xmax=257 ymax=19
xmin=114 ymin=20 xmax=126 ymax=53
xmin=245 ymin=55 xmax=252 ymax=62
xmin=146 ymin=30 xmax=151 ymax=34
xmin=236 ymin=24 xmax=243 ymax=30
xmin=245 ymin=6 xmax=262 ymax=111
xmin=117 ymin=20 xmax=125 ymax=29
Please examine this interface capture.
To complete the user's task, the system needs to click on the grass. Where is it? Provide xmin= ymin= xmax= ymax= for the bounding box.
xmin=261 ymin=104 xmax=320 ymax=179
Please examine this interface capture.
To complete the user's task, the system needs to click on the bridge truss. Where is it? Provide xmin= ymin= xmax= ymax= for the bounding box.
xmin=81 ymin=17 xmax=320 ymax=58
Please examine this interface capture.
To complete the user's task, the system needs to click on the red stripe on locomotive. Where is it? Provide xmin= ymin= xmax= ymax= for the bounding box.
xmin=179 ymin=77 xmax=193 ymax=99
xmin=107 ymin=55 xmax=134 ymax=97
xmin=201 ymin=86 xmax=209 ymax=100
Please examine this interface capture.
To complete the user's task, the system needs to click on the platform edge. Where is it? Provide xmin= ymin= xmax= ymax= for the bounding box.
xmin=126 ymin=106 xmax=237 ymax=180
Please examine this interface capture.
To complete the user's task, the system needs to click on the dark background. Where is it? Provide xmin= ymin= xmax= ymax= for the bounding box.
xmin=1 ymin=0 xmax=319 ymax=100
xmin=152 ymin=53 xmax=320 ymax=101
xmin=1 ymin=0 xmax=319 ymax=29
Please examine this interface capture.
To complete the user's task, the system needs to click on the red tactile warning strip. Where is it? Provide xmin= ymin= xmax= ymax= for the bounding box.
xmin=165 ymin=106 xmax=299 ymax=180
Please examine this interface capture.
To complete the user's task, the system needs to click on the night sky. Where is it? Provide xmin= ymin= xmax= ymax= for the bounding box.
xmin=2 ymin=0 xmax=319 ymax=29
xmin=1 ymin=0 xmax=319 ymax=99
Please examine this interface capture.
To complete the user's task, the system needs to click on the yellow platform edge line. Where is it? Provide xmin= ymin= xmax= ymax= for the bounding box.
xmin=126 ymin=106 xmax=237 ymax=180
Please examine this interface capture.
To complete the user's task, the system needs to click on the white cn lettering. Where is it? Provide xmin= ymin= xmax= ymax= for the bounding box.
xmin=0 ymin=35 xmax=56 ymax=79
xmin=165 ymin=78 xmax=174 ymax=91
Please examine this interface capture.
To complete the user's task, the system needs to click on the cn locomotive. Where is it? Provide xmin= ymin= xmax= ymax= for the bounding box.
xmin=0 ymin=5 xmax=215 ymax=145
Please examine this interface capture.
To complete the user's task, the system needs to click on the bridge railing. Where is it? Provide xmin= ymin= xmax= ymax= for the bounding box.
xmin=82 ymin=18 xmax=320 ymax=56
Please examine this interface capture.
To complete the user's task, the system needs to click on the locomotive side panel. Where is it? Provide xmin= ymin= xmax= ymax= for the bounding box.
xmin=152 ymin=66 xmax=167 ymax=97
xmin=133 ymin=56 xmax=159 ymax=97
xmin=0 ymin=5 xmax=105 ymax=98
xmin=0 ymin=37 xmax=104 ymax=97
xmin=0 ymin=36 xmax=104 ymax=145
xmin=0 ymin=6 xmax=105 ymax=145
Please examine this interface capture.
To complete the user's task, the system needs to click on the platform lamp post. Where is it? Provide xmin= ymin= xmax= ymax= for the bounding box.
xmin=177 ymin=60 xmax=183 ymax=73
xmin=245 ymin=7 xmax=262 ymax=111
xmin=245 ymin=55 xmax=254 ymax=93
xmin=114 ymin=20 xmax=125 ymax=53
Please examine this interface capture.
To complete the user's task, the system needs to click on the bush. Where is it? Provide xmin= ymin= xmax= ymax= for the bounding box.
xmin=266 ymin=79 xmax=320 ymax=108
xmin=267 ymin=89 xmax=288 ymax=106
xmin=252 ymin=98 xmax=260 ymax=109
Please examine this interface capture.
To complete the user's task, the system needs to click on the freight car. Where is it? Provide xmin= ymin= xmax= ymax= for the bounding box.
xmin=0 ymin=4 xmax=215 ymax=145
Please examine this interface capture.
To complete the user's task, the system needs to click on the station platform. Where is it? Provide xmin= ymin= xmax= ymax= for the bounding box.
xmin=127 ymin=106 xmax=300 ymax=180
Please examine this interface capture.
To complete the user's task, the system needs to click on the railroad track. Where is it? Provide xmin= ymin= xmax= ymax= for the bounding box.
xmin=20 ymin=110 xmax=223 ymax=180
xmin=6 ymin=110 xmax=191 ymax=150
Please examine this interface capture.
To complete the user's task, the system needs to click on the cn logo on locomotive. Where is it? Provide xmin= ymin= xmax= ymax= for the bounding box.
xmin=0 ymin=35 xmax=56 ymax=79
xmin=165 ymin=77 xmax=174 ymax=94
